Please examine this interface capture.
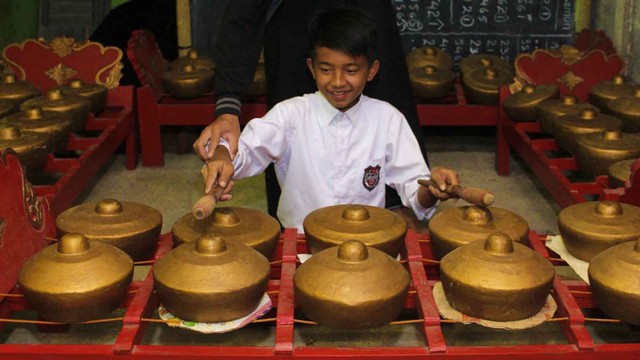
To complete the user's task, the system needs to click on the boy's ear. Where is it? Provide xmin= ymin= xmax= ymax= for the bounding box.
xmin=367 ymin=60 xmax=380 ymax=81
xmin=306 ymin=58 xmax=316 ymax=79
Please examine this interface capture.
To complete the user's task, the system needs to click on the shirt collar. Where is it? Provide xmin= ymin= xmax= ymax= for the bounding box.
xmin=314 ymin=91 xmax=363 ymax=126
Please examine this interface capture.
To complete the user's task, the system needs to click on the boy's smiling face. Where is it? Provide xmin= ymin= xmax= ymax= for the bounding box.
xmin=307 ymin=46 xmax=379 ymax=111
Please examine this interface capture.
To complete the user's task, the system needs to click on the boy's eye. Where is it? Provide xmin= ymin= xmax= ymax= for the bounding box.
xmin=319 ymin=67 xmax=332 ymax=73
xmin=345 ymin=68 xmax=359 ymax=74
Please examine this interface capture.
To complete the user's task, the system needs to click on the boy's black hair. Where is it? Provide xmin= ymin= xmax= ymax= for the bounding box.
xmin=308 ymin=6 xmax=378 ymax=66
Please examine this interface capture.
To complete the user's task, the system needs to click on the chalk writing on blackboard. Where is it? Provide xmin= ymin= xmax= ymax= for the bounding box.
xmin=394 ymin=0 xmax=575 ymax=67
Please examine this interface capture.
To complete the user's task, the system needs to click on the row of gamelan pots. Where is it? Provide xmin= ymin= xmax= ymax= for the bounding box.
xmin=406 ymin=46 xmax=515 ymax=104
xmin=0 ymin=72 xmax=109 ymax=180
xmin=161 ymin=46 xmax=509 ymax=103
xmin=503 ymin=73 xmax=640 ymax=180
xmin=14 ymin=197 xmax=640 ymax=330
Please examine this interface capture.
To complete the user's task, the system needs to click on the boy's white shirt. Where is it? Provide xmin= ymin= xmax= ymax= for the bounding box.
xmin=219 ymin=91 xmax=434 ymax=232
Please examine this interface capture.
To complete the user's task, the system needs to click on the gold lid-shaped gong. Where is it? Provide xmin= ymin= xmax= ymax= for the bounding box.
xmin=409 ymin=65 xmax=456 ymax=100
xmin=553 ymin=108 xmax=623 ymax=154
xmin=57 ymin=79 xmax=108 ymax=115
xmin=162 ymin=64 xmax=214 ymax=99
xmin=588 ymin=75 xmax=635 ymax=112
xmin=608 ymin=88 xmax=640 ymax=133
xmin=18 ymin=233 xmax=133 ymax=323
xmin=169 ymin=49 xmax=216 ymax=71
xmin=428 ymin=205 xmax=529 ymax=259
xmin=0 ymin=106 xmax=72 ymax=153
xmin=537 ymin=94 xmax=599 ymax=135
xmin=608 ymin=159 xmax=636 ymax=188
xmin=459 ymin=54 xmax=512 ymax=77
xmin=503 ymin=84 xmax=560 ymax=122
xmin=558 ymin=200 xmax=640 ymax=262
xmin=303 ymin=204 xmax=407 ymax=257
xmin=0 ymin=125 xmax=49 ymax=180
xmin=573 ymin=130 xmax=640 ymax=177
xmin=589 ymin=239 xmax=640 ymax=325
xmin=294 ymin=239 xmax=410 ymax=329
xmin=153 ymin=234 xmax=270 ymax=322
xmin=21 ymin=89 xmax=91 ymax=133
xmin=406 ymin=46 xmax=453 ymax=71
xmin=0 ymin=73 xmax=40 ymax=107
xmin=440 ymin=233 xmax=555 ymax=321
xmin=462 ymin=67 xmax=512 ymax=105
xmin=172 ymin=207 xmax=280 ymax=259
xmin=56 ymin=198 xmax=163 ymax=261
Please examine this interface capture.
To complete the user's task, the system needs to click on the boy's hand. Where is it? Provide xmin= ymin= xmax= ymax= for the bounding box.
xmin=193 ymin=114 xmax=241 ymax=160
xmin=202 ymin=145 xmax=235 ymax=195
xmin=427 ymin=166 xmax=460 ymax=201
xmin=417 ymin=166 xmax=460 ymax=207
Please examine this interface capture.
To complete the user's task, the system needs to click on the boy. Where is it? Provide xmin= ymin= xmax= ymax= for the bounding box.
xmin=203 ymin=6 xmax=458 ymax=231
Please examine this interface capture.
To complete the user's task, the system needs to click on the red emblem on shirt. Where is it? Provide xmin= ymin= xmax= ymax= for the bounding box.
xmin=363 ymin=165 xmax=381 ymax=191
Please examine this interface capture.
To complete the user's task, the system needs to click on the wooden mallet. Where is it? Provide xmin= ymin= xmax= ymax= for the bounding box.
xmin=418 ymin=179 xmax=495 ymax=207
xmin=192 ymin=166 xmax=226 ymax=220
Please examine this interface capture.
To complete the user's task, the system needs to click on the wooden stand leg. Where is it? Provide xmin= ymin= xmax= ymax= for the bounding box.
xmin=137 ymin=86 xmax=164 ymax=167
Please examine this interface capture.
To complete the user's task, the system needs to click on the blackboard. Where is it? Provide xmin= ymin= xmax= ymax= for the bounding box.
xmin=394 ymin=0 xmax=575 ymax=68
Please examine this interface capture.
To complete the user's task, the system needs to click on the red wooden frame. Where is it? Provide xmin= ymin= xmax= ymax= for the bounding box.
xmin=415 ymin=82 xmax=498 ymax=126
xmin=496 ymin=85 xmax=640 ymax=208
xmin=3 ymin=153 xmax=640 ymax=358
xmin=574 ymin=29 xmax=616 ymax=56
xmin=2 ymin=37 xmax=138 ymax=216
xmin=494 ymin=46 xmax=635 ymax=207
xmin=126 ymin=29 xmax=266 ymax=167
xmin=32 ymin=86 xmax=137 ymax=216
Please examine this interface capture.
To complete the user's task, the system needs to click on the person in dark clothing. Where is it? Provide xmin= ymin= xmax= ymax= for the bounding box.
xmin=90 ymin=0 xmax=178 ymax=86
xmin=193 ymin=0 xmax=426 ymax=221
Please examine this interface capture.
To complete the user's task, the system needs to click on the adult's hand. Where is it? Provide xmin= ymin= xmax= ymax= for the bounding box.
xmin=193 ymin=113 xmax=241 ymax=160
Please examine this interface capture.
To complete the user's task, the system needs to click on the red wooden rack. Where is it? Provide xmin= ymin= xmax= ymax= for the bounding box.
xmin=2 ymin=37 xmax=137 ymax=217
xmin=2 ymin=151 xmax=640 ymax=359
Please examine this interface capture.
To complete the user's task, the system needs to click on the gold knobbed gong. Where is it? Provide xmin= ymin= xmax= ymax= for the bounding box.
xmin=162 ymin=64 xmax=214 ymax=98
xmin=169 ymin=49 xmax=216 ymax=71
xmin=503 ymin=84 xmax=559 ymax=122
xmin=537 ymin=94 xmax=599 ymax=135
xmin=56 ymin=198 xmax=163 ymax=261
xmin=462 ymin=67 xmax=512 ymax=105
xmin=558 ymin=200 xmax=640 ymax=262
xmin=294 ymin=239 xmax=410 ymax=329
xmin=0 ymin=125 xmax=49 ymax=180
xmin=154 ymin=234 xmax=270 ymax=322
xmin=588 ymin=75 xmax=635 ymax=112
xmin=428 ymin=205 xmax=529 ymax=259
xmin=20 ymin=89 xmax=91 ymax=133
xmin=608 ymin=88 xmax=640 ymax=133
xmin=0 ymin=106 xmax=72 ymax=153
xmin=553 ymin=109 xmax=623 ymax=154
xmin=303 ymin=204 xmax=407 ymax=257
xmin=18 ymin=233 xmax=133 ymax=323
xmin=573 ymin=130 xmax=640 ymax=177
xmin=459 ymin=54 xmax=512 ymax=77
xmin=409 ymin=65 xmax=456 ymax=99
xmin=608 ymin=159 xmax=636 ymax=188
xmin=440 ymin=233 xmax=555 ymax=321
xmin=406 ymin=46 xmax=453 ymax=70
xmin=589 ymin=239 xmax=640 ymax=325
xmin=172 ymin=207 xmax=280 ymax=259
xmin=57 ymin=79 xmax=108 ymax=115
xmin=0 ymin=73 xmax=40 ymax=108
xmin=0 ymin=99 xmax=14 ymax=117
